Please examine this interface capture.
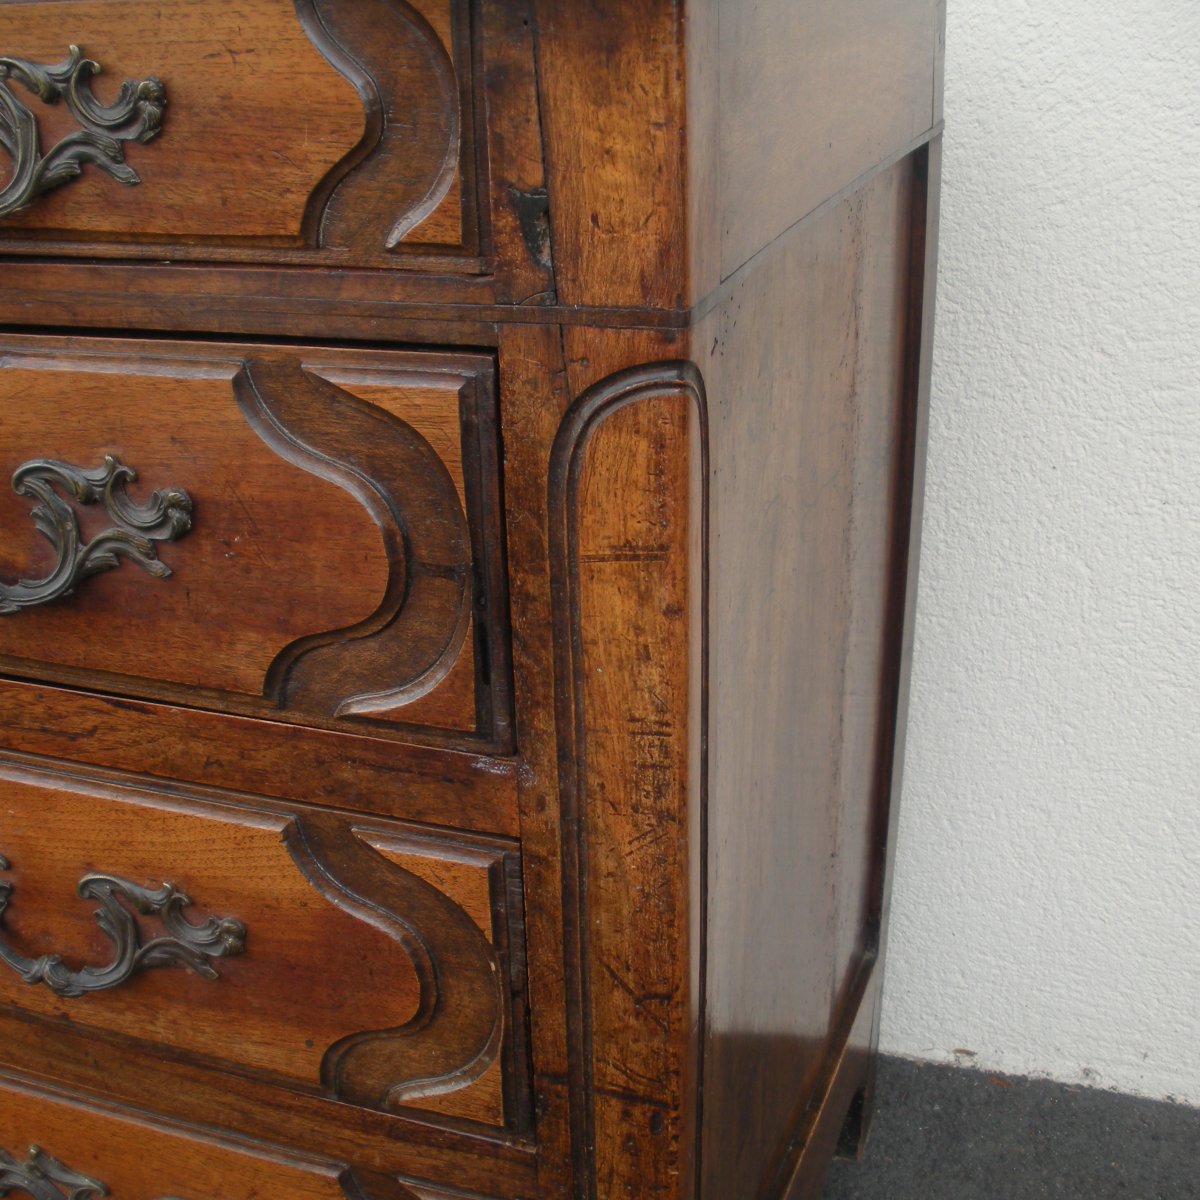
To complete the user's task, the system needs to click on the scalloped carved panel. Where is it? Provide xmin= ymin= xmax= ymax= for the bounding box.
xmin=0 ymin=0 xmax=477 ymax=266
xmin=0 ymin=335 xmax=510 ymax=748
xmin=0 ymin=763 xmax=528 ymax=1130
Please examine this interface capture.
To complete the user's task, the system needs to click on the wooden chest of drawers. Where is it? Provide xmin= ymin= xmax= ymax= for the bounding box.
xmin=0 ymin=3 xmax=943 ymax=1197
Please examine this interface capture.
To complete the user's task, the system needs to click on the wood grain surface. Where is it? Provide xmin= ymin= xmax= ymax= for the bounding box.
xmin=0 ymin=680 xmax=521 ymax=832
xmin=696 ymin=154 xmax=921 ymax=1200
xmin=531 ymin=1 xmax=688 ymax=310
xmin=716 ymin=0 xmax=940 ymax=276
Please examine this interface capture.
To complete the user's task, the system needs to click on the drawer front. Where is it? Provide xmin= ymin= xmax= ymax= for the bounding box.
xmin=0 ymin=760 xmax=529 ymax=1132
xmin=0 ymin=0 xmax=478 ymax=268
xmin=0 ymin=1076 xmax=503 ymax=1200
xmin=0 ymin=1079 xmax=351 ymax=1199
xmin=0 ymin=335 xmax=510 ymax=749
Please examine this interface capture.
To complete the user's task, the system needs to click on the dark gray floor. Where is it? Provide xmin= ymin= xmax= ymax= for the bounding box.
xmin=822 ymin=1056 xmax=1200 ymax=1199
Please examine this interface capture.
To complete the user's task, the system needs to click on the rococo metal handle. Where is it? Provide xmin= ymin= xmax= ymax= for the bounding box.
xmin=0 ymin=1144 xmax=108 ymax=1200
xmin=0 ymin=456 xmax=193 ymax=615
xmin=0 ymin=1145 xmax=189 ymax=1200
xmin=0 ymin=856 xmax=245 ymax=998
xmin=0 ymin=44 xmax=166 ymax=219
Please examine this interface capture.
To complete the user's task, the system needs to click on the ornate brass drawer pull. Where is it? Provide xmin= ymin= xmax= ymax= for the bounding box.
xmin=0 ymin=857 xmax=245 ymax=998
xmin=0 ymin=1144 xmax=108 ymax=1200
xmin=0 ymin=45 xmax=166 ymax=219
xmin=0 ymin=456 xmax=193 ymax=615
xmin=0 ymin=1144 xmax=186 ymax=1200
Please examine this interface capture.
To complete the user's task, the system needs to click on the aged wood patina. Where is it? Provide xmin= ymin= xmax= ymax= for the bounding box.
xmin=0 ymin=2 xmax=943 ymax=1197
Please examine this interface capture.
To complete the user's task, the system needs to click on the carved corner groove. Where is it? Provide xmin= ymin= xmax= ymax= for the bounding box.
xmin=547 ymin=361 xmax=710 ymax=1200
xmin=284 ymin=814 xmax=505 ymax=1115
xmin=0 ymin=45 xmax=165 ymax=219
xmin=0 ymin=456 xmax=193 ymax=615
xmin=232 ymin=355 xmax=473 ymax=720
xmin=294 ymin=0 xmax=463 ymax=253
xmin=0 ymin=856 xmax=245 ymax=998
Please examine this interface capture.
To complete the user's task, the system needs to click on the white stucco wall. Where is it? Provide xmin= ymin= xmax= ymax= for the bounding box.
xmin=878 ymin=0 xmax=1200 ymax=1104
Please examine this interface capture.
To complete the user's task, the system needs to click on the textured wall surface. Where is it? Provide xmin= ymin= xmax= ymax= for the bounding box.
xmin=879 ymin=0 xmax=1200 ymax=1104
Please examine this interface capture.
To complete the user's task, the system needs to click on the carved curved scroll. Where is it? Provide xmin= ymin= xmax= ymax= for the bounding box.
xmin=0 ymin=1145 xmax=106 ymax=1200
xmin=295 ymin=0 xmax=461 ymax=251
xmin=285 ymin=813 xmax=503 ymax=1111
xmin=0 ymin=45 xmax=165 ymax=219
xmin=0 ymin=456 xmax=193 ymax=615
xmin=233 ymin=355 xmax=472 ymax=717
xmin=0 ymin=855 xmax=245 ymax=998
